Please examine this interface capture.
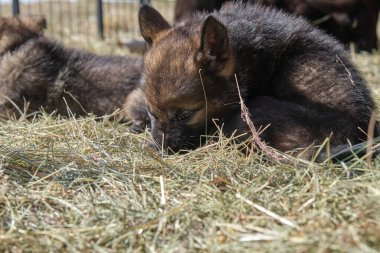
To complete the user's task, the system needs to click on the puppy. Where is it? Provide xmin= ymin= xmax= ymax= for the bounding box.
xmin=0 ymin=15 xmax=149 ymax=131
xmin=138 ymin=3 xmax=377 ymax=159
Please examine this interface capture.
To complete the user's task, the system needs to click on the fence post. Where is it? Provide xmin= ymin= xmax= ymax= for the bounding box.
xmin=13 ymin=0 xmax=20 ymax=16
xmin=97 ymin=0 xmax=104 ymax=39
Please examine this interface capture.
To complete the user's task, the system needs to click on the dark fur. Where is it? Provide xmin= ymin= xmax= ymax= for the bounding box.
xmin=279 ymin=0 xmax=379 ymax=51
xmin=174 ymin=0 xmax=225 ymax=22
xmin=139 ymin=3 xmax=377 ymax=159
xmin=0 ymin=16 xmax=149 ymax=130
xmin=173 ymin=0 xmax=379 ymax=52
xmin=352 ymin=0 xmax=379 ymax=51
xmin=0 ymin=15 xmax=46 ymax=55
xmin=122 ymin=86 xmax=150 ymax=132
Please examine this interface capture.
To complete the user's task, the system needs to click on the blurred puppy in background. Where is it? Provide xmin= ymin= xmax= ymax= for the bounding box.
xmin=0 ymin=15 xmax=149 ymax=132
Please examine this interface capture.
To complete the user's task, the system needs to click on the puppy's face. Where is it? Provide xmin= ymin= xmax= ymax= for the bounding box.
xmin=0 ymin=15 xmax=46 ymax=54
xmin=139 ymin=5 xmax=237 ymax=152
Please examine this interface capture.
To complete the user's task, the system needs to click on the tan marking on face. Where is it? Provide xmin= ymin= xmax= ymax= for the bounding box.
xmin=147 ymin=41 xmax=193 ymax=74
xmin=187 ymin=99 xmax=223 ymax=126
xmin=188 ymin=107 xmax=206 ymax=126
xmin=143 ymin=23 xmax=233 ymax=128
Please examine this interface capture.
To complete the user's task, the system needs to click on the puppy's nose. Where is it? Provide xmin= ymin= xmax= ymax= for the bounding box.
xmin=160 ymin=133 xmax=180 ymax=153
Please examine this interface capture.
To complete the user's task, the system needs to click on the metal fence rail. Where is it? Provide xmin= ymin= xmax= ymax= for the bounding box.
xmin=0 ymin=0 xmax=174 ymax=42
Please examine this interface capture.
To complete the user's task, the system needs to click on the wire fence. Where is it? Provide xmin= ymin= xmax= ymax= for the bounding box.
xmin=0 ymin=0 xmax=175 ymax=42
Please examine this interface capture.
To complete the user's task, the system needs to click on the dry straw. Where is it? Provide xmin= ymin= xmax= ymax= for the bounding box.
xmin=0 ymin=37 xmax=379 ymax=253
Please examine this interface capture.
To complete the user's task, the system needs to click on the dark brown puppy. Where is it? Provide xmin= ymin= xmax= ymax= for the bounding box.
xmin=0 ymin=15 xmax=149 ymax=131
xmin=287 ymin=0 xmax=379 ymax=51
xmin=174 ymin=0 xmax=225 ymax=22
xmin=173 ymin=0 xmax=379 ymax=52
xmin=139 ymin=3 xmax=376 ymax=159
xmin=265 ymin=0 xmax=354 ymax=48
xmin=349 ymin=0 xmax=379 ymax=51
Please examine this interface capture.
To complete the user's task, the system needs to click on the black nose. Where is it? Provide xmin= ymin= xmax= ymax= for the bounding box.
xmin=152 ymin=131 xmax=182 ymax=153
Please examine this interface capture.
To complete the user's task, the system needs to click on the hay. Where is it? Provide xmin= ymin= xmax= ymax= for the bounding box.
xmin=0 ymin=42 xmax=380 ymax=253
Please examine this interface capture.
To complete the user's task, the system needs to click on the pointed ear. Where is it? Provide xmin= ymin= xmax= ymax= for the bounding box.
xmin=19 ymin=15 xmax=47 ymax=33
xmin=195 ymin=16 xmax=231 ymax=73
xmin=139 ymin=4 xmax=171 ymax=45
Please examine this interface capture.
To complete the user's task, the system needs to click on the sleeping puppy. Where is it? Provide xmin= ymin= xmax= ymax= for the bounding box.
xmin=0 ymin=15 xmax=149 ymax=131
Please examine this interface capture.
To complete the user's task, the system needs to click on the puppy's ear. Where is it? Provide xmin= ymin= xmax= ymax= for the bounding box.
xmin=19 ymin=15 xmax=47 ymax=33
xmin=195 ymin=16 xmax=232 ymax=74
xmin=139 ymin=4 xmax=170 ymax=45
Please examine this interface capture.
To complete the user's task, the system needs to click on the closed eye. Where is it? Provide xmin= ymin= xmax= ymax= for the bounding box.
xmin=177 ymin=110 xmax=196 ymax=121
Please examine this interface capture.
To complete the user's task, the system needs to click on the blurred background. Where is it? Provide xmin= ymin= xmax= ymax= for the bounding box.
xmin=0 ymin=0 xmax=174 ymax=46
xmin=1 ymin=0 xmax=378 ymax=53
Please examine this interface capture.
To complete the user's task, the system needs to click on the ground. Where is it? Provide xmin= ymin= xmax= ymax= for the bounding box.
xmin=0 ymin=10 xmax=380 ymax=253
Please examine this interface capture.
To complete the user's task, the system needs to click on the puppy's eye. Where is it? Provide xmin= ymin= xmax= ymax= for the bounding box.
xmin=178 ymin=110 xmax=193 ymax=121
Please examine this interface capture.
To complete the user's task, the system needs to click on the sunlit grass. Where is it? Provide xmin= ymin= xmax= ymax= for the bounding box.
xmin=0 ymin=1 xmax=379 ymax=250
